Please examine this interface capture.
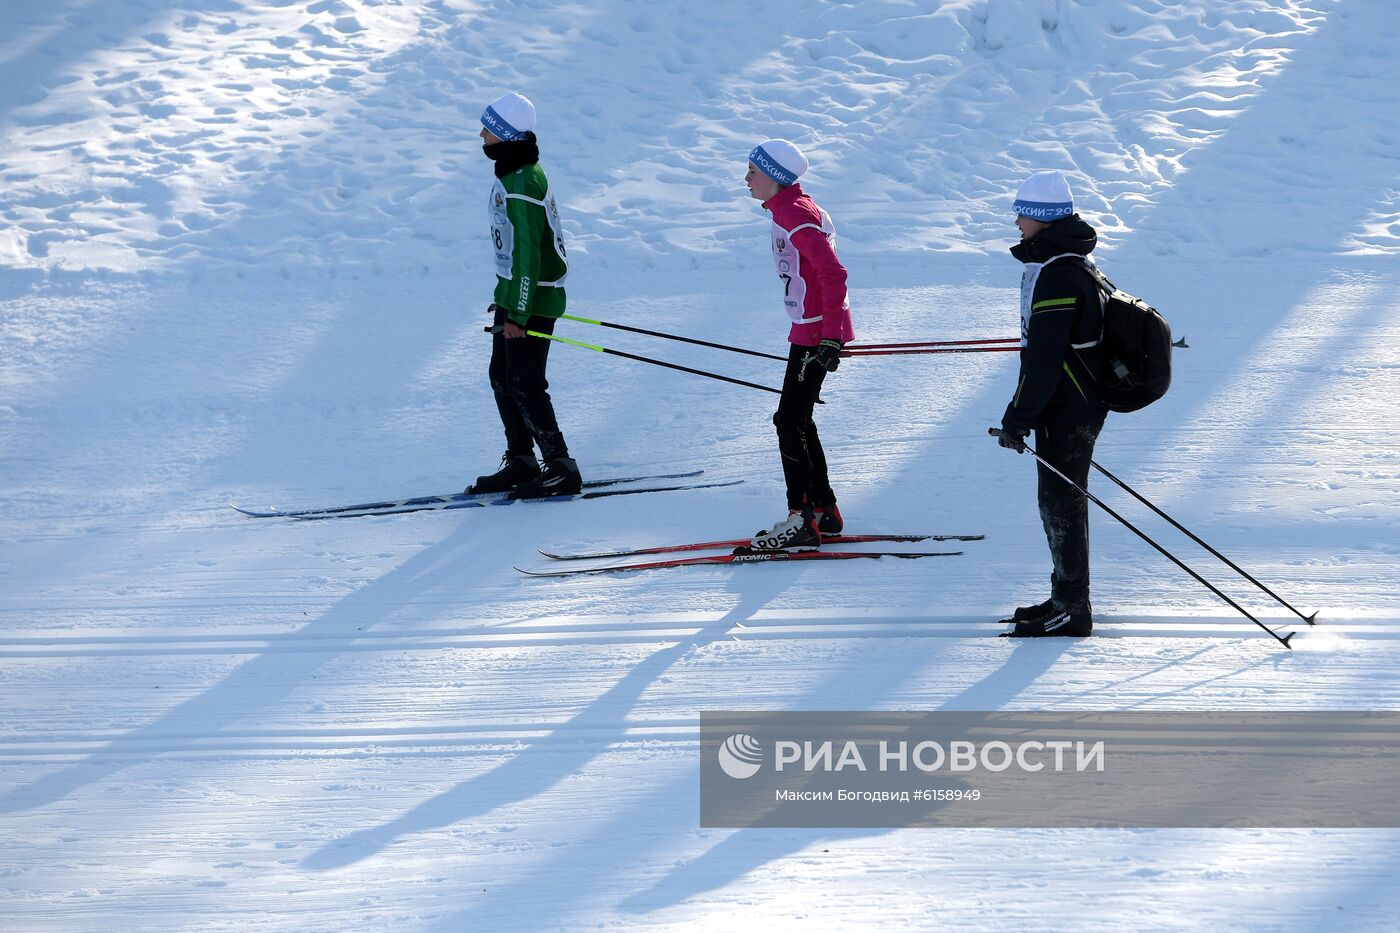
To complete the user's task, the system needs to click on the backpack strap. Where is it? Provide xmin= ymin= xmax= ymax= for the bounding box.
xmin=1053 ymin=253 xmax=1115 ymax=294
xmin=1045 ymin=255 xmax=1107 ymax=351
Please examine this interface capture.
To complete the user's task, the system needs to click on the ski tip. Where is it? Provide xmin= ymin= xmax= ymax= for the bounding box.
xmin=517 ymin=565 xmax=580 ymax=577
xmin=1304 ymin=611 xmax=1319 ymax=626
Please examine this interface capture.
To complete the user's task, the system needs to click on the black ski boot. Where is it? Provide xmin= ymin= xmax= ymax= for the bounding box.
xmin=998 ymin=598 xmax=1056 ymax=626
xmin=1000 ymin=605 xmax=1092 ymax=638
xmin=467 ymin=453 xmax=540 ymax=494
xmin=510 ymin=456 xmax=582 ymax=498
xmin=815 ymin=502 xmax=844 ymax=536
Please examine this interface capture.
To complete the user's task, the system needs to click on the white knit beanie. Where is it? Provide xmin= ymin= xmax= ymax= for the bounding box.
xmin=481 ymin=92 xmax=536 ymax=141
xmin=1013 ymin=170 xmax=1074 ymax=221
xmin=748 ymin=139 xmax=808 ymax=187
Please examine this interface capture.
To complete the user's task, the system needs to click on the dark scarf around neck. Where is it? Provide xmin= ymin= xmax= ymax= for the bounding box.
xmin=484 ymin=132 xmax=540 ymax=178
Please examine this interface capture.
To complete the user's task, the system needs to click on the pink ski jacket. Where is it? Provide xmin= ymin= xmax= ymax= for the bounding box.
xmin=762 ymin=184 xmax=854 ymax=347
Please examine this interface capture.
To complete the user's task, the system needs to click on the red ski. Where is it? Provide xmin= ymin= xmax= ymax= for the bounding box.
xmin=539 ymin=533 xmax=982 ymax=561
xmin=516 ymin=549 xmax=963 ymax=577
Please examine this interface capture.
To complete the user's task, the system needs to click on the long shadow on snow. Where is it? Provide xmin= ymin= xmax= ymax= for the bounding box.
xmin=301 ymin=569 xmax=801 ymax=871
xmin=609 ymin=640 xmax=1076 ymax=919
xmin=0 ymin=515 xmax=497 ymax=815
xmin=424 ymin=635 xmax=1077 ymax=928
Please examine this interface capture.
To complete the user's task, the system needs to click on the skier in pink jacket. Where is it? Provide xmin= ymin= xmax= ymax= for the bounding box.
xmin=742 ymin=138 xmax=854 ymax=552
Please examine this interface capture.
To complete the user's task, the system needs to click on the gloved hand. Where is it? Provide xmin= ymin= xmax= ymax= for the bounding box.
xmin=997 ymin=428 xmax=1029 ymax=453
xmin=997 ymin=421 xmax=1030 ymax=453
xmin=816 ymin=338 xmax=843 ymax=372
xmin=998 ymin=404 xmax=1034 ymax=453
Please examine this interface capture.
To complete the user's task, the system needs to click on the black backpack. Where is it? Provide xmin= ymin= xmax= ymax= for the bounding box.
xmin=1067 ymin=258 xmax=1173 ymax=413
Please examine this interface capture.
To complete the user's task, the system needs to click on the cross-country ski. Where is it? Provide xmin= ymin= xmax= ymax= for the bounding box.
xmin=517 ymin=549 xmax=963 ymax=577
xmin=230 ymin=469 xmax=706 ymax=518
xmin=539 ymin=532 xmax=984 ymax=561
xmin=236 ymin=477 xmax=739 ymax=520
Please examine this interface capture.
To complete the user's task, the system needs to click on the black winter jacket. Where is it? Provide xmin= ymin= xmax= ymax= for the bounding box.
xmin=1003 ymin=216 xmax=1110 ymax=430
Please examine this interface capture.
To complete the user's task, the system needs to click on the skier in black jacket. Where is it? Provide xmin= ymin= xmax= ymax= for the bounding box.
xmin=995 ymin=170 xmax=1108 ymax=637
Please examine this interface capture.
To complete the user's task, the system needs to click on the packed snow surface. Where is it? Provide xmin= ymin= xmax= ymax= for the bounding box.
xmin=2 ymin=0 xmax=1398 ymax=929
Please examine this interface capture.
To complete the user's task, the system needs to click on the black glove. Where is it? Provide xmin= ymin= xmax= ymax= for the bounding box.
xmin=816 ymin=338 xmax=843 ymax=372
xmin=998 ymin=406 xmax=1031 ymax=452
xmin=997 ymin=418 xmax=1030 ymax=453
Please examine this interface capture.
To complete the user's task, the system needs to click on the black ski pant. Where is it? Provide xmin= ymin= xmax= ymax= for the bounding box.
xmin=774 ymin=343 xmax=836 ymax=513
xmin=1035 ymin=419 xmax=1104 ymax=612
xmin=488 ymin=305 xmax=569 ymax=463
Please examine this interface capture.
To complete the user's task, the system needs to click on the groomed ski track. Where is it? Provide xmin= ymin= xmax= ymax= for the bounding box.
xmin=4 ymin=258 xmax=1397 ymax=928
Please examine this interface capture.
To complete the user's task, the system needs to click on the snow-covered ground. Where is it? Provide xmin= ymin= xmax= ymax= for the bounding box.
xmin=2 ymin=0 xmax=1398 ymax=929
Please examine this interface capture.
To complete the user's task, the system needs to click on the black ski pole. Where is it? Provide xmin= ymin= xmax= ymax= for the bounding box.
xmin=511 ymin=328 xmax=817 ymax=399
xmin=987 ymin=428 xmax=1294 ymax=649
xmin=557 ymin=313 xmax=787 ymax=362
xmin=1087 ymin=457 xmax=1317 ymax=625
xmin=483 ymin=325 xmax=823 ymax=401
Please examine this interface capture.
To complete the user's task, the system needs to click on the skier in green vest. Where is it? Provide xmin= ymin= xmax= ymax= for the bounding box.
xmin=467 ymin=92 xmax=580 ymax=498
